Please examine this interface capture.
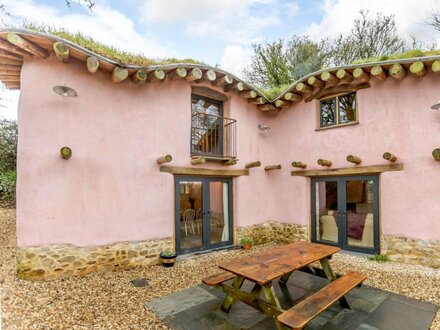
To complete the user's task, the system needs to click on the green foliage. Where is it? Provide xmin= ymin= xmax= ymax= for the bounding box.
xmin=23 ymin=23 xmax=202 ymax=66
xmin=240 ymin=237 xmax=254 ymax=245
xmin=260 ymin=84 xmax=291 ymax=100
xmin=368 ymin=253 xmax=390 ymax=262
xmin=0 ymin=119 xmax=17 ymax=173
xmin=0 ymin=170 xmax=16 ymax=202
xmin=243 ymin=36 xmax=327 ymax=89
xmin=160 ymin=250 xmax=176 ymax=257
xmin=0 ymin=119 xmax=17 ymax=202
xmin=244 ymin=10 xmax=435 ymax=93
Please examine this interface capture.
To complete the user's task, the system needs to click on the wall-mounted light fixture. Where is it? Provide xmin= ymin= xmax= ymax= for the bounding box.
xmin=257 ymin=124 xmax=271 ymax=132
xmin=53 ymin=85 xmax=78 ymax=97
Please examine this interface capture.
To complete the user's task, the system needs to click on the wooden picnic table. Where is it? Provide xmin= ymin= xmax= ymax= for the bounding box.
xmin=203 ymin=241 xmax=366 ymax=330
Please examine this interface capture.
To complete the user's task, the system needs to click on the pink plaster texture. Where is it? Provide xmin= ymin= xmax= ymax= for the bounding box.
xmin=16 ymin=56 xmax=440 ymax=248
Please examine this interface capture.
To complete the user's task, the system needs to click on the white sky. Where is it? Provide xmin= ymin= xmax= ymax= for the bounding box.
xmin=1 ymin=0 xmax=440 ymax=121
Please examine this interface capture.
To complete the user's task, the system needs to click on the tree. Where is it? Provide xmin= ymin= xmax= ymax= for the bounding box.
xmin=0 ymin=119 xmax=17 ymax=202
xmin=428 ymin=12 xmax=440 ymax=31
xmin=326 ymin=11 xmax=408 ymax=66
xmin=0 ymin=119 xmax=17 ymax=173
xmin=243 ymin=36 xmax=328 ymax=89
xmin=65 ymin=0 xmax=95 ymax=10
xmin=244 ymin=10 xmax=426 ymax=89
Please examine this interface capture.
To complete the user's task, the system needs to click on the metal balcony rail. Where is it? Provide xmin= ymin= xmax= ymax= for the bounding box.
xmin=191 ymin=112 xmax=237 ymax=159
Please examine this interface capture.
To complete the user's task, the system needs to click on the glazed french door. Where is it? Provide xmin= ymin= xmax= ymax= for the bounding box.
xmin=175 ymin=176 xmax=233 ymax=254
xmin=311 ymin=175 xmax=379 ymax=254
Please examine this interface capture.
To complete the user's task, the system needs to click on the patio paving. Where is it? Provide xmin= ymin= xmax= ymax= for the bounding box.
xmin=146 ymin=270 xmax=438 ymax=330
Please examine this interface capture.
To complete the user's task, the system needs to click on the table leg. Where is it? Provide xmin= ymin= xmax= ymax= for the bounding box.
xmin=262 ymin=282 xmax=284 ymax=330
xmin=221 ymin=275 xmax=245 ymax=312
xmin=250 ymin=283 xmax=262 ymax=300
xmin=279 ymin=271 xmax=293 ymax=284
xmin=319 ymin=257 xmax=350 ymax=309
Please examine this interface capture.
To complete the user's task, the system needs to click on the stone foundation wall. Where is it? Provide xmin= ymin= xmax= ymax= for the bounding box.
xmin=381 ymin=235 xmax=440 ymax=268
xmin=236 ymin=221 xmax=308 ymax=245
xmin=17 ymin=238 xmax=173 ymax=281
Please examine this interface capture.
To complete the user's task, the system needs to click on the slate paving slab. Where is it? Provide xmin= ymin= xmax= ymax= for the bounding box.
xmin=145 ymin=286 xmax=218 ymax=318
xmin=145 ymin=272 xmax=438 ymax=330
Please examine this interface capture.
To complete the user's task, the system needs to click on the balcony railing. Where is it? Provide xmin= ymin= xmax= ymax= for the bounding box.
xmin=191 ymin=112 xmax=237 ymax=159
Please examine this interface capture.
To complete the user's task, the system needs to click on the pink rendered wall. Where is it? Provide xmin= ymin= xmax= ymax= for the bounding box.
xmin=16 ymin=57 xmax=301 ymax=247
xmin=16 ymin=56 xmax=440 ymax=248
xmin=269 ymin=74 xmax=440 ymax=240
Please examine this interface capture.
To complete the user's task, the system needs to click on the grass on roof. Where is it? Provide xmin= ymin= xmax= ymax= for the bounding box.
xmin=23 ymin=23 xmax=202 ymax=66
xmin=353 ymin=49 xmax=440 ymax=64
xmin=259 ymin=84 xmax=291 ymax=100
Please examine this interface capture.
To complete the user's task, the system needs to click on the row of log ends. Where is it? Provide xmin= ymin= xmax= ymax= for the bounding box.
xmin=278 ymin=60 xmax=440 ymax=107
xmin=5 ymin=33 xmax=440 ymax=110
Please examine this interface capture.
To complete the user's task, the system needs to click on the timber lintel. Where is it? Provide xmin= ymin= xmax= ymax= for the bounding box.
xmin=291 ymin=163 xmax=404 ymax=177
xmin=160 ymin=165 xmax=248 ymax=177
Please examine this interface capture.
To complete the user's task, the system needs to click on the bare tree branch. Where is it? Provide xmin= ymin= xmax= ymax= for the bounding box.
xmin=65 ymin=0 xmax=95 ymax=10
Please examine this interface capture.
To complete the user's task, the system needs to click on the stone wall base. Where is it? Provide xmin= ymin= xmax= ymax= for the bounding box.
xmin=381 ymin=235 xmax=440 ymax=268
xmin=236 ymin=221 xmax=308 ymax=245
xmin=17 ymin=238 xmax=173 ymax=281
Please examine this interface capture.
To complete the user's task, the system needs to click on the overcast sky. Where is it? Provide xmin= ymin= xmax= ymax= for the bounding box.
xmin=1 ymin=0 xmax=440 ymax=120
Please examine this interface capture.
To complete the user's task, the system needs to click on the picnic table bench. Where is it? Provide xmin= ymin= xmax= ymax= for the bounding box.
xmin=202 ymin=241 xmax=366 ymax=330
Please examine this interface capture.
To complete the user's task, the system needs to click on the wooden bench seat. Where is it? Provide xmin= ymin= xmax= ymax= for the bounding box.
xmin=277 ymin=271 xmax=367 ymax=329
xmin=202 ymin=271 xmax=236 ymax=286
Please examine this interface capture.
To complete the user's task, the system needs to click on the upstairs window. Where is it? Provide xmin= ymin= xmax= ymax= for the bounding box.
xmin=319 ymin=92 xmax=357 ymax=128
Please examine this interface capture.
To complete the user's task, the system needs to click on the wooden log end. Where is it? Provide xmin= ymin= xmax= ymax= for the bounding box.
xmin=389 ymin=64 xmax=406 ymax=80
xmin=409 ymin=61 xmax=426 ymax=77
xmin=321 ymin=71 xmax=338 ymax=84
xmin=291 ymin=161 xmax=307 ymax=169
xmin=132 ymin=70 xmax=147 ymax=84
xmin=111 ymin=67 xmax=128 ymax=83
xmin=86 ymin=56 xmax=99 ymax=73
xmin=245 ymin=161 xmax=261 ymax=169
xmin=186 ymin=68 xmax=203 ymax=81
xmin=346 ymin=155 xmax=362 ymax=165
xmin=264 ymin=164 xmax=282 ymax=171
xmin=275 ymin=99 xmax=292 ymax=108
xmin=383 ymin=152 xmax=397 ymax=162
xmin=53 ymin=41 xmax=69 ymax=63
xmin=431 ymin=60 xmax=440 ymax=73
xmin=7 ymin=32 xmax=49 ymax=58
xmin=222 ymin=159 xmax=237 ymax=166
xmin=307 ymin=76 xmax=325 ymax=88
xmin=60 ymin=147 xmax=72 ymax=159
xmin=191 ymin=156 xmax=206 ymax=165
xmin=295 ymin=82 xmax=313 ymax=94
xmin=284 ymin=92 xmax=302 ymax=101
xmin=156 ymin=154 xmax=173 ymax=164
xmin=317 ymin=159 xmax=332 ymax=167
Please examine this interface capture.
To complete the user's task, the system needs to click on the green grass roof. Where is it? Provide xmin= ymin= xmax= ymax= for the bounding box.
xmin=19 ymin=25 xmax=440 ymax=101
xmin=24 ymin=23 xmax=202 ymax=66
xmin=353 ymin=49 xmax=440 ymax=64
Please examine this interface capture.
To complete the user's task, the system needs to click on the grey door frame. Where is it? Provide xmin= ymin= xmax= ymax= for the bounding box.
xmin=175 ymin=176 xmax=233 ymax=254
xmin=311 ymin=175 xmax=380 ymax=254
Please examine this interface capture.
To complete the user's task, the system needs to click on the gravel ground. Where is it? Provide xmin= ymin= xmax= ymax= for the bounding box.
xmin=1 ymin=208 xmax=439 ymax=329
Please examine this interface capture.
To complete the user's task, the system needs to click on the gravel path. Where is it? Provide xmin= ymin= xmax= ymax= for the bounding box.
xmin=1 ymin=208 xmax=439 ymax=329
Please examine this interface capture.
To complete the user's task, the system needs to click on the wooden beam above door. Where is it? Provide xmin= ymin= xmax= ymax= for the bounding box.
xmin=291 ymin=163 xmax=404 ymax=177
xmin=160 ymin=165 xmax=249 ymax=177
